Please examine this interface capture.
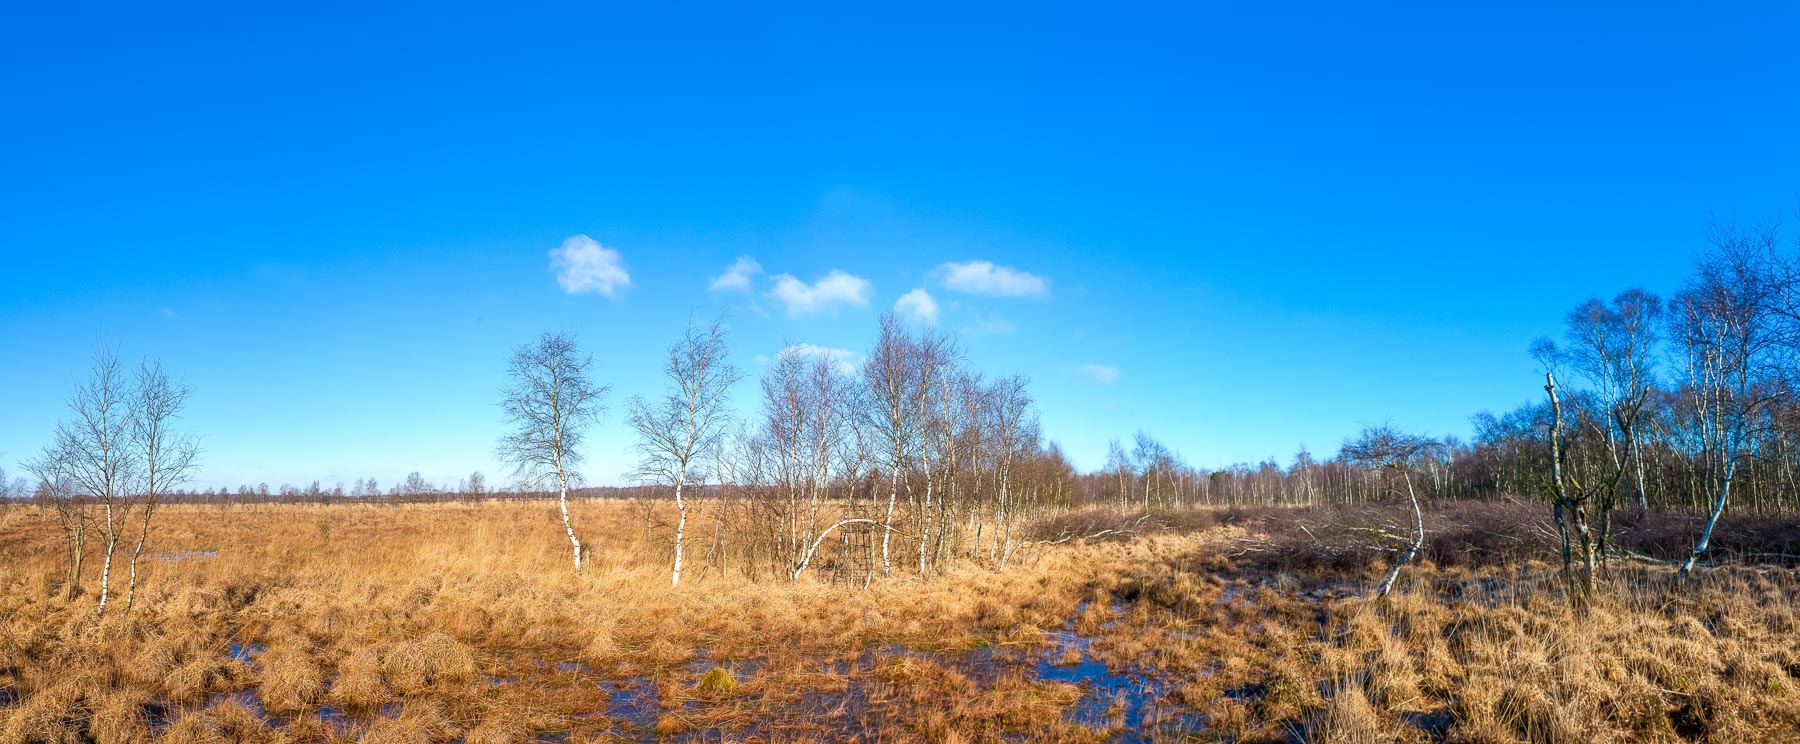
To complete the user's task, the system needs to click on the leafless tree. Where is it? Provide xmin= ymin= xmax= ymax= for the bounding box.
xmin=463 ymin=471 xmax=487 ymax=503
xmin=1104 ymin=439 xmax=1132 ymax=509
xmin=29 ymin=469 xmax=91 ymax=597
xmin=1672 ymin=223 xmax=1788 ymax=580
xmin=498 ymin=332 xmax=610 ymax=572
xmin=628 ymin=317 xmax=742 ymax=587
xmin=26 ymin=345 xmax=139 ymax=615
xmin=123 ymin=359 xmax=200 ymax=614
xmin=1341 ymin=424 xmax=1440 ymax=598
xmin=859 ymin=313 xmax=951 ymax=576
xmin=988 ymin=374 xmax=1036 ymax=569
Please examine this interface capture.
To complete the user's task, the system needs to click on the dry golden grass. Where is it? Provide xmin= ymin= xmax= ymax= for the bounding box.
xmin=0 ymin=500 xmax=1797 ymax=742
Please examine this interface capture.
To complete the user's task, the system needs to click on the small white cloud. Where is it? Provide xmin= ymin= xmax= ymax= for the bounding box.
xmin=894 ymin=288 xmax=939 ymax=325
xmin=159 ymin=307 xmax=177 ymax=320
xmin=768 ymin=270 xmax=871 ymax=316
xmin=777 ymin=343 xmax=858 ymax=373
xmin=550 ymin=234 xmax=632 ymax=298
xmin=933 ymin=260 xmax=1048 ymax=298
xmin=1081 ymin=363 xmax=1120 ymax=385
xmin=709 ymin=256 xmax=763 ymax=293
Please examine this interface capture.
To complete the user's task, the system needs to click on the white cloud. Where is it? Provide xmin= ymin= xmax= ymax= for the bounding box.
xmin=777 ymin=343 xmax=858 ymax=374
xmin=1082 ymin=363 xmax=1120 ymax=385
xmin=768 ymin=270 xmax=871 ymax=316
xmin=894 ymin=288 xmax=939 ymax=325
xmin=933 ymin=260 xmax=1048 ymax=298
xmin=708 ymin=256 xmax=763 ymax=293
xmin=550 ymin=234 xmax=631 ymax=298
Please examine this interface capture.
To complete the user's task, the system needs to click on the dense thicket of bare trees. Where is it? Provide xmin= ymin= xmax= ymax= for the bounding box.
xmin=601 ymin=314 xmax=1077 ymax=585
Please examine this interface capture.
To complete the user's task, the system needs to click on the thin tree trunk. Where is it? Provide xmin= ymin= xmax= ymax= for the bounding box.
xmin=881 ymin=468 xmax=897 ymax=577
xmin=124 ymin=504 xmax=155 ymax=614
xmin=793 ymin=519 xmax=880 ymax=580
xmin=98 ymin=503 xmax=118 ymax=616
xmin=1376 ymin=474 xmax=1423 ymax=598
xmin=671 ymin=476 xmax=686 ymax=587
xmin=1678 ymin=457 xmax=1736 ymax=581
xmin=559 ymin=474 xmax=581 ymax=572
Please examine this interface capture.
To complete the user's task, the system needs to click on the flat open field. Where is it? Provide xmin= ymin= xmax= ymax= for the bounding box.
xmin=2 ymin=500 xmax=1798 ymax=743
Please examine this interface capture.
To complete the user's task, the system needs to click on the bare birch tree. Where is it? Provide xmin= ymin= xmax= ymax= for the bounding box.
xmin=1672 ymin=224 xmax=1786 ymax=580
xmin=26 ymin=345 xmax=139 ymax=616
xmin=124 ymin=359 xmax=200 ymax=614
xmin=628 ymin=317 xmax=742 ymax=587
xmin=859 ymin=313 xmax=946 ymax=576
xmin=498 ymin=332 xmax=610 ymax=573
xmin=1341 ymin=424 xmax=1440 ymax=598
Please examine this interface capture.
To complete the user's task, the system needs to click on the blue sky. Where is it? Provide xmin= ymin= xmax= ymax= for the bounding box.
xmin=3 ymin=2 xmax=1796 ymax=490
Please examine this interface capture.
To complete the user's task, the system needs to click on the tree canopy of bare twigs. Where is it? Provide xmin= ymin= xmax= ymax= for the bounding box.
xmin=498 ymin=331 xmax=610 ymax=572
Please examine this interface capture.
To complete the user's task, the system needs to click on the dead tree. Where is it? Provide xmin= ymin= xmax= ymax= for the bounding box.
xmin=1340 ymin=424 xmax=1440 ymax=598
xmin=628 ymin=317 xmax=742 ymax=587
xmin=498 ymin=332 xmax=610 ymax=573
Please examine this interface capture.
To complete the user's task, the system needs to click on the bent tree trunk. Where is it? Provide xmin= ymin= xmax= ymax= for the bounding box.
xmin=1678 ymin=459 xmax=1736 ymax=582
xmin=793 ymin=519 xmax=881 ymax=581
xmin=1376 ymin=474 xmax=1424 ymax=598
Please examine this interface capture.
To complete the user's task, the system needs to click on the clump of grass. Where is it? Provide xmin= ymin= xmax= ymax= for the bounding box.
xmin=363 ymin=700 xmax=456 ymax=744
xmin=383 ymin=632 xmax=476 ymax=696
xmin=0 ymin=686 xmax=83 ymax=744
xmin=329 ymin=647 xmax=390 ymax=711
xmin=1312 ymin=682 xmax=1385 ymax=744
xmin=88 ymin=689 xmax=151 ymax=744
xmin=256 ymin=642 xmax=322 ymax=712
xmin=695 ymin=666 xmax=736 ymax=697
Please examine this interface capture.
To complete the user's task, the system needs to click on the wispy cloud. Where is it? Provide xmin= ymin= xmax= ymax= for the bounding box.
xmin=768 ymin=270 xmax=871 ymax=316
xmin=708 ymin=255 xmax=763 ymax=293
xmin=777 ymin=343 xmax=858 ymax=373
xmin=894 ymin=288 xmax=939 ymax=325
xmin=1081 ymin=363 xmax=1120 ymax=385
xmin=550 ymin=234 xmax=631 ymax=298
xmin=933 ymin=260 xmax=1048 ymax=298
xmin=963 ymin=313 xmax=1016 ymax=336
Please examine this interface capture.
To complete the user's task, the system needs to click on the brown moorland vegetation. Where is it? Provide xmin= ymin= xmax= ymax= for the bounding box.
xmin=2 ymin=498 xmax=1798 ymax=743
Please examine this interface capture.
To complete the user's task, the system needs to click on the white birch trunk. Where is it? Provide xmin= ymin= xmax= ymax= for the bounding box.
xmin=881 ymin=469 xmax=898 ymax=577
xmin=1376 ymin=475 xmax=1423 ymax=598
xmin=671 ymin=476 xmax=687 ymax=587
xmin=98 ymin=502 xmax=117 ymax=616
xmin=559 ymin=474 xmax=582 ymax=572
xmin=793 ymin=519 xmax=880 ymax=580
xmin=124 ymin=512 xmax=152 ymax=614
xmin=1679 ymin=456 xmax=1736 ymax=581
